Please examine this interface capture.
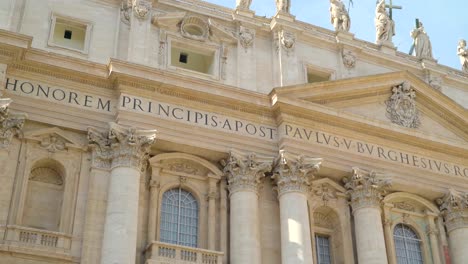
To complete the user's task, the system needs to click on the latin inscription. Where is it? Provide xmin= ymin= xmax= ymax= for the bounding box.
xmin=283 ymin=124 xmax=468 ymax=178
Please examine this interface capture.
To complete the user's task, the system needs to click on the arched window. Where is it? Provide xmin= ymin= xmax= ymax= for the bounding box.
xmin=393 ymin=224 xmax=423 ymax=264
xmin=160 ymin=188 xmax=198 ymax=247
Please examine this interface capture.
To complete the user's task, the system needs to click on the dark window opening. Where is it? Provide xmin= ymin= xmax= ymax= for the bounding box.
xmin=64 ymin=30 xmax=72 ymax=39
xmin=179 ymin=53 xmax=188 ymax=64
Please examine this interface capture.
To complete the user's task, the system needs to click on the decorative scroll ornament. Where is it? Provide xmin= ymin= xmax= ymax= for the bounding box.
xmin=343 ymin=167 xmax=391 ymax=211
xmin=280 ymin=31 xmax=296 ymax=54
xmin=239 ymin=26 xmax=255 ymax=51
xmin=437 ymin=189 xmax=468 ymax=232
xmin=133 ymin=0 xmax=151 ymax=20
xmin=342 ymin=50 xmax=356 ymax=69
xmin=385 ymin=82 xmax=420 ymax=128
xmin=180 ymin=16 xmax=209 ymax=41
xmin=272 ymin=150 xmax=322 ymax=196
xmin=0 ymin=98 xmax=26 ymax=149
xmin=221 ymin=150 xmax=272 ymax=195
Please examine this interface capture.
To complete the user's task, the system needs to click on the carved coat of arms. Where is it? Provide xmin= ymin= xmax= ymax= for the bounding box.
xmin=385 ymin=82 xmax=420 ymax=128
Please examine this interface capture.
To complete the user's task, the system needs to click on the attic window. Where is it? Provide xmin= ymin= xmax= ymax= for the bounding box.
xmin=179 ymin=53 xmax=188 ymax=64
xmin=170 ymin=42 xmax=215 ymax=75
xmin=48 ymin=14 xmax=92 ymax=54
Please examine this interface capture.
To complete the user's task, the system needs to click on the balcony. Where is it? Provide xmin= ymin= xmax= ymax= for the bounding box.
xmin=1 ymin=225 xmax=72 ymax=259
xmin=145 ymin=241 xmax=224 ymax=264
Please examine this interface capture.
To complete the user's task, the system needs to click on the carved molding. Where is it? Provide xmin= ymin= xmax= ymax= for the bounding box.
xmin=222 ymin=150 xmax=272 ymax=195
xmin=393 ymin=201 xmax=416 ymax=212
xmin=343 ymin=167 xmax=391 ymax=212
xmin=0 ymin=98 xmax=26 ymax=149
xmin=385 ymin=82 xmax=420 ymax=128
xmin=180 ymin=16 xmax=209 ymax=41
xmin=437 ymin=189 xmax=468 ymax=232
xmin=272 ymin=150 xmax=322 ymax=196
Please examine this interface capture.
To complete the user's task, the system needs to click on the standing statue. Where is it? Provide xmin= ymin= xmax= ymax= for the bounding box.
xmin=236 ymin=0 xmax=252 ymax=10
xmin=457 ymin=39 xmax=468 ymax=72
xmin=330 ymin=0 xmax=350 ymax=32
xmin=276 ymin=0 xmax=290 ymax=14
xmin=410 ymin=21 xmax=433 ymax=59
xmin=375 ymin=0 xmax=394 ymax=45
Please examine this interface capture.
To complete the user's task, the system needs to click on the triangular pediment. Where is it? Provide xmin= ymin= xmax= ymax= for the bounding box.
xmin=273 ymin=71 xmax=468 ymax=143
xmin=24 ymin=127 xmax=83 ymax=151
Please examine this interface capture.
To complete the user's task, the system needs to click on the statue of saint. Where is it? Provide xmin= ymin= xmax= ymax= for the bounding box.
xmin=410 ymin=21 xmax=433 ymax=59
xmin=236 ymin=0 xmax=252 ymax=10
xmin=276 ymin=0 xmax=290 ymax=14
xmin=375 ymin=0 xmax=394 ymax=45
xmin=457 ymin=39 xmax=468 ymax=72
xmin=330 ymin=0 xmax=350 ymax=32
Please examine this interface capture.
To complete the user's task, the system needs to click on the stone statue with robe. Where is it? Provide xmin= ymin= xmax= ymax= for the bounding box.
xmin=276 ymin=0 xmax=290 ymax=14
xmin=410 ymin=21 xmax=433 ymax=59
xmin=236 ymin=0 xmax=252 ymax=10
xmin=457 ymin=39 xmax=468 ymax=72
xmin=330 ymin=0 xmax=350 ymax=32
xmin=375 ymin=0 xmax=394 ymax=45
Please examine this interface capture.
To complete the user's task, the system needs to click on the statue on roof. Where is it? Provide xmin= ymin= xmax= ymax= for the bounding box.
xmin=236 ymin=0 xmax=252 ymax=10
xmin=330 ymin=0 xmax=350 ymax=32
xmin=410 ymin=21 xmax=433 ymax=60
xmin=276 ymin=0 xmax=290 ymax=14
xmin=375 ymin=0 xmax=394 ymax=45
xmin=457 ymin=39 xmax=468 ymax=72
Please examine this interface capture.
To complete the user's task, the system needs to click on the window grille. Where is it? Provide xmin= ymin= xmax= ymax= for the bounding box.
xmin=315 ymin=235 xmax=332 ymax=264
xmin=393 ymin=224 xmax=424 ymax=264
xmin=160 ymin=188 xmax=198 ymax=247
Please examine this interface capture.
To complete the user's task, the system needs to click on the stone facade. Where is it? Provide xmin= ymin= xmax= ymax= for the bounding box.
xmin=0 ymin=1 xmax=467 ymax=264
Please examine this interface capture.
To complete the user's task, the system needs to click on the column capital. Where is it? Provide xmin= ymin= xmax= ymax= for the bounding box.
xmin=437 ymin=189 xmax=468 ymax=232
xmin=88 ymin=123 xmax=157 ymax=171
xmin=222 ymin=150 xmax=272 ymax=195
xmin=272 ymin=150 xmax=322 ymax=196
xmin=343 ymin=167 xmax=391 ymax=212
xmin=0 ymin=98 xmax=26 ymax=149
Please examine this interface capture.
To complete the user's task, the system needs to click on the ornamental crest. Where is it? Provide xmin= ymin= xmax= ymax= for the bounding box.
xmin=133 ymin=0 xmax=151 ymax=20
xmin=239 ymin=26 xmax=255 ymax=50
xmin=280 ymin=31 xmax=295 ymax=53
xmin=385 ymin=82 xmax=420 ymax=128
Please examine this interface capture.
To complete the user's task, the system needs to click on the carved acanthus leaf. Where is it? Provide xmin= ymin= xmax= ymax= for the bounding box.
xmin=343 ymin=167 xmax=391 ymax=211
xmin=0 ymin=98 xmax=26 ymax=149
xmin=222 ymin=150 xmax=273 ymax=194
xmin=272 ymin=150 xmax=322 ymax=196
xmin=437 ymin=189 xmax=468 ymax=232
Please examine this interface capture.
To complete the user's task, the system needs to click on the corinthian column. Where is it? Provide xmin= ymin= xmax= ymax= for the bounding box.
xmin=437 ymin=189 xmax=468 ymax=264
xmin=90 ymin=123 xmax=156 ymax=264
xmin=343 ymin=167 xmax=391 ymax=264
xmin=222 ymin=150 xmax=272 ymax=264
xmin=272 ymin=150 xmax=322 ymax=264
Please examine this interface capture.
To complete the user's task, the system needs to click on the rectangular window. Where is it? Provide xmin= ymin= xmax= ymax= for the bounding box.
xmin=315 ymin=235 xmax=332 ymax=264
xmin=48 ymin=14 xmax=92 ymax=54
xmin=170 ymin=44 xmax=215 ymax=75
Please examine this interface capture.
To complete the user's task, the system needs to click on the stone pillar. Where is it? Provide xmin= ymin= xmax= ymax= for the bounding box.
xmin=207 ymin=176 xmax=218 ymax=251
xmin=437 ymin=189 xmax=468 ymax=264
xmin=222 ymin=151 xmax=272 ymax=264
xmin=343 ymin=167 xmax=391 ymax=264
xmin=126 ymin=0 xmax=153 ymax=64
xmin=147 ymin=167 xmax=161 ymax=243
xmin=272 ymin=150 xmax=322 ymax=264
xmin=92 ymin=123 xmax=156 ymax=264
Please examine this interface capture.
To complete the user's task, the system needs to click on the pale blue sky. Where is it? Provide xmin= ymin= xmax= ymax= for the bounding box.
xmin=205 ymin=0 xmax=466 ymax=70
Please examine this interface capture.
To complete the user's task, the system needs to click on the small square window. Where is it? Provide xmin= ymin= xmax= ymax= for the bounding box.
xmin=64 ymin=30 xmax=72 ymax=39
xmin=179 ymin=53 xmax=188 ymax=64
xmin=48 ymin=14 xmax=92 ymax=54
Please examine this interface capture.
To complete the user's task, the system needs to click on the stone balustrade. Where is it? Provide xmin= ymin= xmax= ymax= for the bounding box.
xmin=145 ymin=241 xmax=223 ymax=264
xmin=3 ymin=225 xmax=71 ymax=254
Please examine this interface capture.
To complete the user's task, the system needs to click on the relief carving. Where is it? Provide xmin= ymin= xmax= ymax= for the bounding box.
xmin=29 ymin=167 xmax=63 ymax=186
xmin=272 ymin=150 xmax=322 ymax=196
xmin=222 ymin=150 xmax=272 ymax=195
xmin=437 ymin=189 xmax=468 ymax=232
xmin=0 ymin=98 xmax=26 ymax=149
xmin=343 ymin=167 xmax=391 ymax=211
xmin=120 ymin=0 xmax=132 ymax=25
xmin=385 ymin=82 xmax=420 ymax=128
xmin=239 ymin=26 xmax=255 ymax=51
xmin=342 ymin=50 xmax=356 ymax=69
xmin=393 ymin=201 xmax=416 ymax=212
xmin=166 ymin=162 xmax=201 ymax=175
xmin=88 ymin=127 xmax=112 ymax=169
xmin=312 ymin=183 xmax=337 ymax=205
xmin=180 ymin=16 xmax=209 ymax=41
xmin=40 ymin=135 xmax=66 ymax=153
xmin=280 ymin=31 xmax=296 ymax=54
xmin=133 ymin=0 xmax=151 ymax=20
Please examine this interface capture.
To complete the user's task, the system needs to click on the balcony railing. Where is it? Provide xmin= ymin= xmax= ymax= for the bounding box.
xmin=145 ymin=241 xmax=224 ymax=264
xmin=2 ymin=225 xmax=71 ymax=254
